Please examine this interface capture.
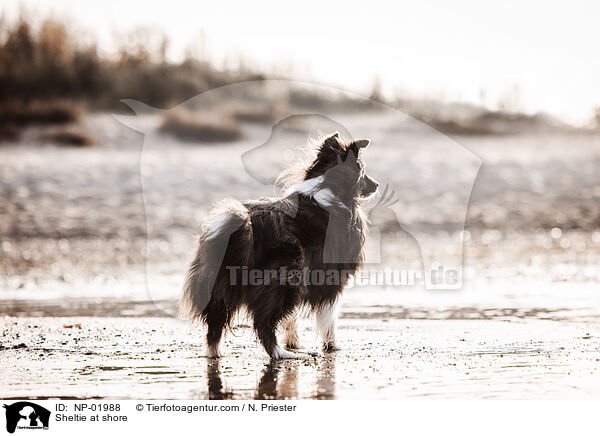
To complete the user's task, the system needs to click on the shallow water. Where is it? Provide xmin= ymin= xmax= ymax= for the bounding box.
xmin=1 ymin=314 xmax=599 ymax=399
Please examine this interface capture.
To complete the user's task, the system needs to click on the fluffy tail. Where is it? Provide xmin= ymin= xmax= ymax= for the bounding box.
xmin=178 ymin=199 xmax=251 ymax=320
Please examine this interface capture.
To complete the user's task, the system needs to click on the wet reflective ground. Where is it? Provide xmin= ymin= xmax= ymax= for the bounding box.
xmin=1 ymin=300 xmax=600 ymax=399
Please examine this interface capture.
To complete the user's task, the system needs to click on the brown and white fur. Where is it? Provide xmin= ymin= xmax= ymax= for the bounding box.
xmin=179 ymin=133 xmax=378 ymax=359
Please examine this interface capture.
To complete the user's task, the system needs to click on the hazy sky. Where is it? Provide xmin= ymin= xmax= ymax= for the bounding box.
xmin=5 ymin=0 xmax=600 ymax=123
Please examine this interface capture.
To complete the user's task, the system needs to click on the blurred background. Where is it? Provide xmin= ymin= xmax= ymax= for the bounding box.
xmin=1 ymin=0 xmax=599 ymax=305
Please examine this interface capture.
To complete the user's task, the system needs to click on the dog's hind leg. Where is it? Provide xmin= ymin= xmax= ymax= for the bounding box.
xmin=252 ymin=290 xmax=300 ymax=359
xmin=254 ymin=316 xmax=297 ymax=359
xmin=316 ymin=301 xmax=339 ymax=352
xmin=204 ymin=301 xmax=230 ymax=358
xmin=282 ymin=311 xmax=300 ymax=350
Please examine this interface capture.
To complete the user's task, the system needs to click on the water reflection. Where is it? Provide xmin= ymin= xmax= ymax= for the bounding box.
xmin=255 ymin=360 xmax=302 ymax=399
xmin=255 ymin=361 xmax=289 ymax=399
xmin=206 ymin=360 xmax=233 ymax=400
xmin=206 ymin=354 xmax=337 ymax=400
xmin=314 ymin=355 xmax=336 ymax=399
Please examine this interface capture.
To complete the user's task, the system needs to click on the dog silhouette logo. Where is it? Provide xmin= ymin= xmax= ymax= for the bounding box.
xmin=3 ymin=402 xmax=50 ymax=433
xmin=116 ymin=80 xmax=481 ymax=318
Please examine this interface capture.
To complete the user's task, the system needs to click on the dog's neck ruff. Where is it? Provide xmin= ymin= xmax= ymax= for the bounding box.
xmin=286 ymin=175 xmax=348 ymax=210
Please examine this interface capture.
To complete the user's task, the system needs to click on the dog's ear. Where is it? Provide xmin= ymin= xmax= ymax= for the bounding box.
xmin=349 ymin=138 xmax=370 ymax=155
xmin=354 ymin=139 xmax=370 ymax=149
xmin=321 ymin=132 xmax=341 ymax=152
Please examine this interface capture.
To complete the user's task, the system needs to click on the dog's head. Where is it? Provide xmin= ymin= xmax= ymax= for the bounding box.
xmin=305 ymin=133 xmax=379 ymax=203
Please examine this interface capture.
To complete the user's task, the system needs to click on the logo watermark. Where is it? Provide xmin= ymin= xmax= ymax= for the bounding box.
xmin=225 ymin=266 xmax=460 ymax=288
xmin=115 ymin=80 xmax=482 ymax=317
xmin=3 ymin=402 xmax=50 ymax=434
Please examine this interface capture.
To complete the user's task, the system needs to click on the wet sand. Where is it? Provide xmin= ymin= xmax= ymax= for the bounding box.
xmin=2 ymin=307 xmax=599 ymax=399
xmin=2 ymin=284 xmax=600 ymax=399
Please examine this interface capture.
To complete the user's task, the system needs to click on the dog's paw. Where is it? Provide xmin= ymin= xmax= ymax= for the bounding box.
xmin=271 ymin=345 xmax=299 ymax=359
xmin=207 ymin=344 xmax=221 ymax=358
xmin=284 ymin=341 xmax=301 ymax=351
xmin=322 ymin=342 xmax=340 ymax=353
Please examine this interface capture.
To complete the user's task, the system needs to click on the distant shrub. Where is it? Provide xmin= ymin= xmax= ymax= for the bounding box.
xmin=40 ymin=127 xmax=94 ymax=147
xmin=0 ymin=14 xmax=381 ymax=123
xmin=0 ymin=122 xmax=18 ymax=141
xmin=0 ymin=16 xmax=263 ymax=110
xmin=159 ymin=110 xmax=242 ymax=142
xmin=427 ymin=118 xmax=495 ymax=136
xmin=0 ymin=100 xmax=82 ymax=126
xmin=227 ymin=105 xmax=277 ymax=124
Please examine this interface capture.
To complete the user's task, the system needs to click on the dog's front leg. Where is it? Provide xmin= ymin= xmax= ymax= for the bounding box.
xmin=282 ymin=312 xmax=300 ymax=350
xmin=315 ymin=301 xmax=339 ymax=352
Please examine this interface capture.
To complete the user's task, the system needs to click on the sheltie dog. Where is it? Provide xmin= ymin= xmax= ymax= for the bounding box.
xmin=179 ymin=133 xmax=378 ymax=358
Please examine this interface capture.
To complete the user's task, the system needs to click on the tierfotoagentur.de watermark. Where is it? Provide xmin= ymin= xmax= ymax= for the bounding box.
xmin=226 ymin=266 xmax=461 ymax=288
